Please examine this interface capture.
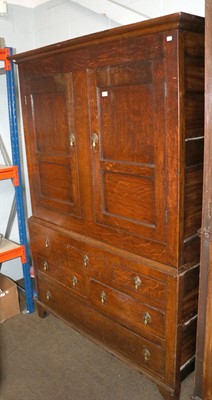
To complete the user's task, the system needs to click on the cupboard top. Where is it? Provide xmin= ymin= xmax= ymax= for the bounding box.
xmin=10 ymin=12 xmax=204 ymax=64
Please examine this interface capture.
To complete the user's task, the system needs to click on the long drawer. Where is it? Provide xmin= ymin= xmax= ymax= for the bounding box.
xmin=89 ymin=279 xmax=165 ymax=340
xmin=29 ymin=222 xmax=167 ymax=309
xmin=112 ymin=264 xmax=166 ymax=307
xmin=37 ymin=272 xmax=165 ymax=379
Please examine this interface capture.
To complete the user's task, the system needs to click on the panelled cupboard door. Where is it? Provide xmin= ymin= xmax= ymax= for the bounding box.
xmin=24 ymin=72 xmax=83 ymax=218
xmin=87 ymin=58 xmax=167 ymax=242
xmin=18 ymin=29 xmax=181 ymax=264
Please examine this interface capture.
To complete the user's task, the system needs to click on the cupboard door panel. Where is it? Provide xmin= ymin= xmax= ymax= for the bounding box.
xmin=24 ymin=73 xmax=82 ymax=217
xmin=88 ymin=58 xmax=167 ymax=242
xmin=102 ymin=172 xmax=155 ymax=226
xmin=100 ymin=84 xmax=154 ymax=162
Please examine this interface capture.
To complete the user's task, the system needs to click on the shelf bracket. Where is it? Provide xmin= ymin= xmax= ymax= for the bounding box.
xmin=0 ymin=165 xmax=19 ymax=186
xmin=0 ymin=48 xmax=11 ymax=71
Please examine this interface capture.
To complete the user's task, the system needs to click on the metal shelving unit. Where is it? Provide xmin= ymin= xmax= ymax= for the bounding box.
xmin=0 ymin=47 xmax=34 ymax=313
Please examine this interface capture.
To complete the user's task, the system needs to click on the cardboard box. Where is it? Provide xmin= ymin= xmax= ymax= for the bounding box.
xmin=0 ymin=274 xmax=20 ymax=323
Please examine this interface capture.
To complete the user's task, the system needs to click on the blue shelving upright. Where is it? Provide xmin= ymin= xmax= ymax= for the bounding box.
xmin=0 ymin=47 xmax=34 ymax=313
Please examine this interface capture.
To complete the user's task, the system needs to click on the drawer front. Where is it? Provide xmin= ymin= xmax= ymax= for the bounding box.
xmin=66 ymin=244 xmax=90 ymax=274
xmin=37 ymin=274 xmax=165 ymax=378
xmin=36 ymin=256 xmax=88 ymax=298
xmin=112 ymin=265 xmax=166 ymax=306
xmin=29 ymin=223 xmax=66 ymax=262
xmin=90 ymin=279 xmax=165 ymax=339
xmin=66 ymin=243 xmax=109 ymax=282
xmin=66 ymin=238 xmax=167 ymax=310
xmin=30 ymin=221 xmax=167 ymax=302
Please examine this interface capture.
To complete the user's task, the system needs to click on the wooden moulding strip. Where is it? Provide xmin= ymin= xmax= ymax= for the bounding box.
xmin=0 ymin=165 xmax=19 ymax=186
xmin=0 ymin=238 xmax=26 ymax=263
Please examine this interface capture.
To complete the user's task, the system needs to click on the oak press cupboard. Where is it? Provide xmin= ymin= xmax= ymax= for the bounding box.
xmin=11 ymin=13 xmax=204 ymax=400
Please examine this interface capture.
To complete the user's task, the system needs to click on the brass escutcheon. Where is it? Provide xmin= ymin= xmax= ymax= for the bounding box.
xmin=91 ymin=133 xmax=99 ymax=149
xmin=45 ymin=238 xmax=49 ymax=248
xmin=69 ymin=133 xmax=76 ymax=147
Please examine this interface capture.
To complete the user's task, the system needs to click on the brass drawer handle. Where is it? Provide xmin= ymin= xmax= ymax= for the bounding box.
xmin=143 ymin=348 xmax=151 ymax=362
xmin=43 ymin=260 xmax=49 ymax=271
xmin=45 ymin=238 xmax=49 ymax=248
xmin=91 ymin=133 xmax=99 ymax=149
xmin=83 ymin=255 xmax=89 ymax=268
xmin=100 ymin=290 xmax=107 ymax=304
xmin=72 ymin=276 xmax=77 ymax=287
xmin=134 ymin=276 xmax=142 ymax=290
xmin=143 ymin=312 xmax=152 ymax=325
xmin=69 ymin=133 xmax=76 ymax=147
xmin=46 ymin=290 xmax=51 ymax=301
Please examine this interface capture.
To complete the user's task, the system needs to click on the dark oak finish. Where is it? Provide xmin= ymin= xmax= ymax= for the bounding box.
xmin=193 ymin=1 xmax=212 ymax=399
xmin=11 ymin=13 xmax=204 ymax=400
xmin=203 ymin=244 xmax=212 ymax=399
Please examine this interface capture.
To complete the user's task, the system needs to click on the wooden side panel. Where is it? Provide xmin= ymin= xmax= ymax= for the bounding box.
xmin=203 ymin=242 xmax=212 ymax=399
xmin=193 ymin=3 xmax=211 ymax=398
xmin=164 ymin=274 xmax=179 ymax=388
xmin=181 ymin=265 xmax=199 ymax=321
xmin=183 ymin=31 xmax=204 ymax=265
xmin=179 ymin=265 xmax=199 ymax=372
xmin=184 ymin=166 xmax=203 ymax=239
xmin=181 ymin=317 xmax=197 ymax=367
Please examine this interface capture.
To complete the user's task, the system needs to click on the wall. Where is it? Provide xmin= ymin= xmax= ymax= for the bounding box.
xmin=34 ymin=1 xmax=119 ymax=48
xmin=114 ymin=0 xmax=205 ymax=19
xmin=0 ymin=0 xmax=205 ymax=280
xmin=34 ymin=0 xmax=204 ymax=48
